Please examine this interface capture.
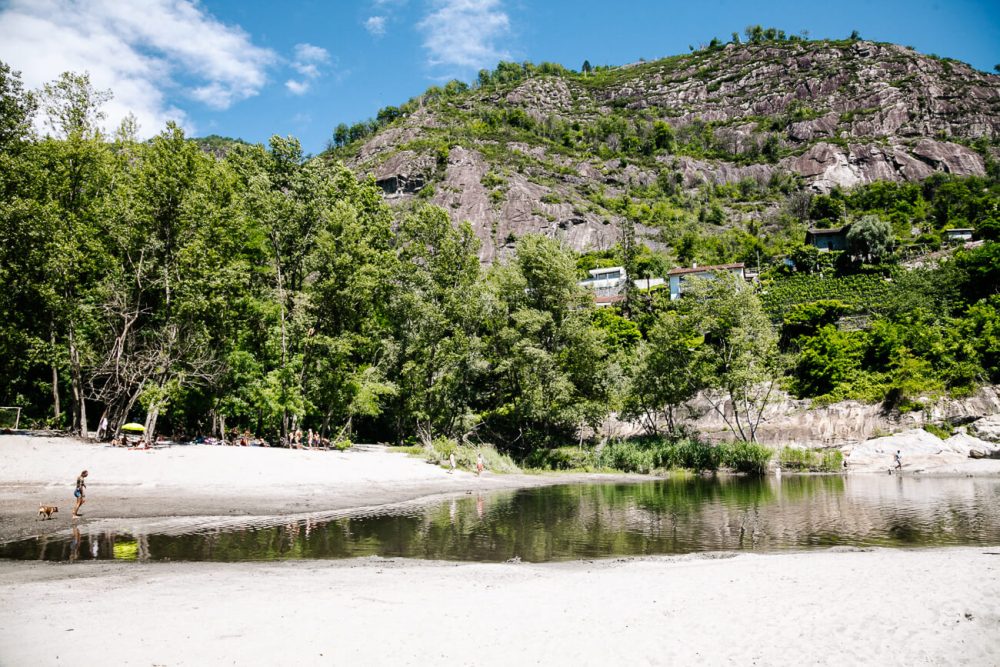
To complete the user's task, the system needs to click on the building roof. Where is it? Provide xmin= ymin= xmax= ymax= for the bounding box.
xmin=588 ymin=266 xmax=625 ymax=276
xmin=806 ymin=226 xmax=850 ymax=236
xmin=666 ymin=263 xmax=745 ymax=277
xmin=594 ymin=294 xmax=625 ymax=304
xmin=944 ymin=228 xmax=975 ymax=233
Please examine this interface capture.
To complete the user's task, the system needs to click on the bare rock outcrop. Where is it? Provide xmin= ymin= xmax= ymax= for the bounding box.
xmin=782 ymin=140 xmax=986 ymax=192
xmin=689 ymin=386 xmax=1000 ymax=448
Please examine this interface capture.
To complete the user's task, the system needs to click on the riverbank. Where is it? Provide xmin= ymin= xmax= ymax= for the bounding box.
xmin=4 ymin=432 xmax=1000 ymax=543
xmin=0 ymin=434 xmax=638 ymax=543
xmin=1 ymin=547 xmax=997 ymax=665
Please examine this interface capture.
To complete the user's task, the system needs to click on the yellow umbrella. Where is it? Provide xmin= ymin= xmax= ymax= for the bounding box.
xmin=121 ymin=423 xmax=145 ymax=433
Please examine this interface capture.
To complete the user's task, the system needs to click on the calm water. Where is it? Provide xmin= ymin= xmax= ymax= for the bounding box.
xmin=4 ymin=475 xmax=1000 ymax=563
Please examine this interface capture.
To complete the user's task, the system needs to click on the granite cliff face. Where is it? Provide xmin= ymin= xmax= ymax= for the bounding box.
xmin=337 ymin=40 xmax=1000 ymax=262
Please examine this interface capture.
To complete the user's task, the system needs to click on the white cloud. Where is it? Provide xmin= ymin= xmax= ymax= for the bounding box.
xmin=284 ymin=42 xmax=330 ymax=96
xmin=364 ymin=16 xmax=387 ymax=36
xmin=293 ymin=43 xmax=330 ymax=64
xmin=285 ymin=79 xmax=309 ymax=95
xmin=418 ymin=0 xmax=510 ymax=71
xmin=0 ymin=0 xmax=276 ymax=136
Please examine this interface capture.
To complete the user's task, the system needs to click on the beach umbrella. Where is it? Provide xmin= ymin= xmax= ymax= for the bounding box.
xmin=121 ymin=423 xmax=145 ymax=433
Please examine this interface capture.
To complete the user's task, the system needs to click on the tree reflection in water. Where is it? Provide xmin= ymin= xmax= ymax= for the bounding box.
xmin=3 ymin=475 xmax=999 ymax=562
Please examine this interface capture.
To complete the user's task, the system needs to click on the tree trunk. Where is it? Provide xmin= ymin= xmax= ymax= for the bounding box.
xmin=50 ymin=329 xmax=61 ymax=423
xmin=68 ymin=325 xmax=87 ymax=437
xmin=144 ymin=400 xmax=161 ymax=446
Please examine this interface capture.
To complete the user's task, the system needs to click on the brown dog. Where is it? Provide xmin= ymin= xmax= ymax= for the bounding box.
xmin=38 ymin=505 xmax=58 ymax=520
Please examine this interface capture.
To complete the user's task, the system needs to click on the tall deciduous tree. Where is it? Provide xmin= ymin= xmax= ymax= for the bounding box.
xmin=685 ymin=273 xmax=780 ymax=442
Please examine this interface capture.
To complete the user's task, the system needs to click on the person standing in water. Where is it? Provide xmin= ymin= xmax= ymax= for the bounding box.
xmin=72 ymin=470 xmax=88 ymax=518
xmin=476 ymin=452 xmax=484 ymax=476
xmin=894 ymin=450 xmax=903 ymax=472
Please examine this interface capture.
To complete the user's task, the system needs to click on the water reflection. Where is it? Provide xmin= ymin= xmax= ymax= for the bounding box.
xmin=3 ymin=475 xmax=999 ymax=563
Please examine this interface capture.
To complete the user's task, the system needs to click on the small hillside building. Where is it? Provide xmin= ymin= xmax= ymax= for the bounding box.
xmin=578 ymin=266 xmax=627 ymax=297
xmin=578 ymin=267 xmax=667 ymax=307
xmin=805 ymin=225 xmax=851 ymax=251
xmin=943 ymin=228 xmax=974 ymax=244
xmin=666 ymin=263 xmax=746 ymax=300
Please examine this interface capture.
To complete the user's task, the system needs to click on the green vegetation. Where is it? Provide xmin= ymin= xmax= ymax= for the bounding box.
xmin=778 ymin=447 xmax=844 ymax=472
xmin=2 ymin=37 xmax=999 ymax=477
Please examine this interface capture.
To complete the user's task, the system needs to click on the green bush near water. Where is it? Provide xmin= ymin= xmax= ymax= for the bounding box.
xmin=777 ymin=446 xmax=844 ymax=472
xmin=419 ymin=437 xmax=522 ymax=473
xmin=592 ymin=438 xmax=773 ymax=475
xmin=717 ymin=441 xmax=774 ymax=474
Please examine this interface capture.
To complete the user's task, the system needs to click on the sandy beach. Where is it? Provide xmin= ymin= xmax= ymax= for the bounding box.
xmin=0 ymin=434 xmax=633 ymax=543
xmin=2 ymin=434 xmax=1000 ymax=665
xmin=0 ymin=548 xmax=998 ymax=665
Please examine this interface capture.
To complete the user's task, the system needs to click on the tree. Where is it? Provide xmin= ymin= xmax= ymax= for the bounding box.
xmin=623 ymin=311 xmax=710 ymax=435
xmin=386 ymin=205 xmax=485 ymax=441
xmin=0 ymin=61 xmax=37 ymax=152
xmin=849 ymin=30 xmax=861 ymax=41
xmin=847 ymin=214 xmax=894 ymax=263
xmin=332 ymin=123 xmax=349 ymax=147
xmin=685 ymin=273 xmax=780 ymax=443
xmin=40 ymin=72 xmax=111 ymax=139
xmin=581 ymin=60 xmax=592 ymax=74
xmin=482 ymin=235 xmax=609 ymax=451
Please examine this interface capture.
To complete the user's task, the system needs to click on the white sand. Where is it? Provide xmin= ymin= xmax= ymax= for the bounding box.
xmin=0 ymin=548 xmax=998 ymax=666
xmin=2 ymin=435 xmax=1000 ymax=664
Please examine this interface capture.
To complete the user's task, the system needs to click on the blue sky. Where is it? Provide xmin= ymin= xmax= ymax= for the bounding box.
xmin=1 ymin=0 xmax=997 ymax=154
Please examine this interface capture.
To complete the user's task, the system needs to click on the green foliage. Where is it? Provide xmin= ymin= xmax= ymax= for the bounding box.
xmin=717 ymin=441 xmax=773 ymax=475
xmin=778 ymin=447 xmax=843 ymax=472
xmin=761 ymin=273 xmax=896 ymax=319
xmin=596 ymin=437 xmax=721 ymax=473
xmin=847 ymin=214 xmax=894 ymax=263
xmin=781 ymin=300 xmax=853 ymax=345
xmin=921 ymin=423 xmax=953 ymax=440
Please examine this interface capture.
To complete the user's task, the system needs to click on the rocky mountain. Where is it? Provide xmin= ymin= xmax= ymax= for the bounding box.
xmin=331 ymin=38 xmax=1000 ymax=262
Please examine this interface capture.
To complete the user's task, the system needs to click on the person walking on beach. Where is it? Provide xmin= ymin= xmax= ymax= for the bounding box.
xmin=476 ymin=452 xmax=484 ymax=477
xmin=894 ymin=450 xmax=903 ymax=472
xmin=448 ymin=452 xmax=456 ymax=473
xmin=72 ymin=470 xmax=88 ymax=518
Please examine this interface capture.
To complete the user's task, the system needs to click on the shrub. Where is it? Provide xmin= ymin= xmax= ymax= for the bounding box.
xmin=422 ymin=438 xmax=521 ymax=474
xmin=778 ymin=446 xmax=844 ymax=472
xmin=595 ymin=437 xmax=721 ymax=473
xmin=718 ymin=441 xmax=773 ymax=475
xmin=524 ymin=446 xmax=597 ymax=470
xmin=921 ymin=423 xmax=953 ymax=440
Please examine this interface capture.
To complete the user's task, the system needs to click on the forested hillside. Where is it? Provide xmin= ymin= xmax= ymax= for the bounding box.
xmin=1 ymin=29 xmax=999 ymax=460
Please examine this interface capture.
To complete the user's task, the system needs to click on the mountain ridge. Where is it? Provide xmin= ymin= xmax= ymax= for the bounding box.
xmin=327 ymin=37 xmax=1000 ymax=262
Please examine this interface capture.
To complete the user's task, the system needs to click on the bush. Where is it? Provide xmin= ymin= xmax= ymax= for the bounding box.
xmin=778 ymin=446 xmax=844 ymax=472
xmin=718 ymin=441 xmax=773 ymax=475
xmin=422 ymin=438 xmax=520 ymax=474
xmin=921 ymin=423 xmax=954 ymax=440
xmin=595 ymin=437 xmax=720 ymax=473
xmin=596 ymin=440 xmax=657 ymax=473
xmin=524 ymin=446 xmax=597 ymax=470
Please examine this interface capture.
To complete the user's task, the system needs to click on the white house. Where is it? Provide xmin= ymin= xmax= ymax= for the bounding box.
xmin=666 ymin=263 xmax=746 ymax=300
xmin=943 ymin=228 xmax=974 ymax=244
xmin=578 ymin=266 xmax=627 ymax=297
xmin=578 ymin=266 xmax=669 ymax=307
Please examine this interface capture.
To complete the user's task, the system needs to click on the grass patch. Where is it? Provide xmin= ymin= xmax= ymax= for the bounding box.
xmin=922 ymin=423 xmax=954 ymax=440
xmin=778 ymin=446 xmax=844 ymax=472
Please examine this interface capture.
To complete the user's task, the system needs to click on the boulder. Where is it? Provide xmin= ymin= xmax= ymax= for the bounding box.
xmin=945 ymin=432 xmax=1000 ymax=459
xmin=968 ymin=415 xmax=1000 ymax=443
